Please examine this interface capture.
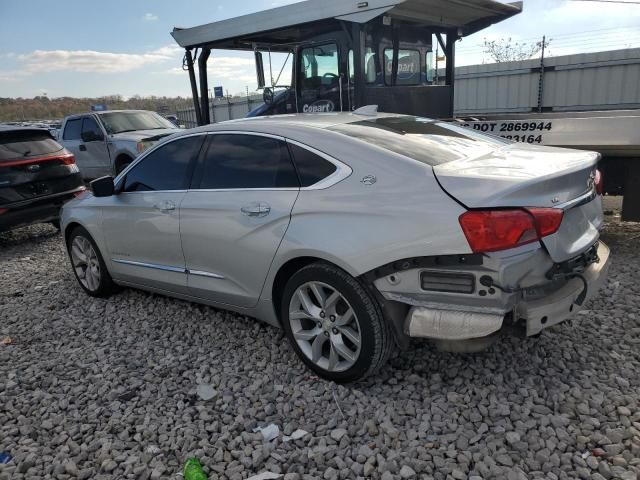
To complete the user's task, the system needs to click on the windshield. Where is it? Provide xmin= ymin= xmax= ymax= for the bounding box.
xmin=0 ymin=130 xmax=62 ymax=162
xmin=99 ymin=112 xmax=177 ymax=135
xmin=328 ymin=116 xmax=509 ymax=166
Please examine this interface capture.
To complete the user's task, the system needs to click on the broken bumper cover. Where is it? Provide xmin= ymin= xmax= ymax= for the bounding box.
xmin=403 ymin=242 xmax=611 ymax=341
xmin=520 ymin=241 xmax=611 ymax=336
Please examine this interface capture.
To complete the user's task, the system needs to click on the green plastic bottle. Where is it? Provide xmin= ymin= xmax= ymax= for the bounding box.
xmin=183 ymin=458 xmax=207 ymax=480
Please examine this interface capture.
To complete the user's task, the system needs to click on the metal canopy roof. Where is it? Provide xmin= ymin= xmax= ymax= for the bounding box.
xmin=171 ymin=0 xmax=523 ymax=50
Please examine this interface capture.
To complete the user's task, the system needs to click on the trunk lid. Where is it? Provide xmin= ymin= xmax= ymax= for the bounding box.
xmin=433 ymin=143 xmax=603 ymax=262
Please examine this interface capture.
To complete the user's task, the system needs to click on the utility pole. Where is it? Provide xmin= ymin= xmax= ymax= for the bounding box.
xmin=537 ymin=35 xmax=547 ymax=113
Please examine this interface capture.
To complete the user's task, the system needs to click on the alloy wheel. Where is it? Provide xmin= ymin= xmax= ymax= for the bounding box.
xmin=288 ymin=281 xmax=362 ymax=372
xmin=70 ymin=236 xmax=101 ymax=292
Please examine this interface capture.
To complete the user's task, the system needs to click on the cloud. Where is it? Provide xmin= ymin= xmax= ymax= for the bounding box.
xmin=1 ymin=45 xmax=182 ymax=77
xmin=142 ymin=13 xmax=159 ymax=22
xmin=160 ymin=56 xmax=258 ymax=87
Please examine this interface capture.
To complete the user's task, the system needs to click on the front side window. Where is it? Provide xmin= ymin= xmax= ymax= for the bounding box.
xmin=63 ymin=119 xmax=82 ymax=140
xmin=384 ymin=49 xmax=422 ymax=86
xmin=299 ymin=44 xmax=339 ymax=91
xmin=122 ymin=136 xmax=203 ymax=192
xmin=81 ymin=117 xmax=104 ymax=142
xmin=198 ymin=134 xmax=298 ymax=190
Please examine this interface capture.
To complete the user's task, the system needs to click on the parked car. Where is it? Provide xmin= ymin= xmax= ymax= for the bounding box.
xmin=59 ymin=110 xmax=179 ymax=180
xmin=61 ymin=112 xmax=610 ymax=382
xmin=0 ymin=126 xmax=85 ymax=232
xmin=164 ymin=114 xmax=180 ymax=126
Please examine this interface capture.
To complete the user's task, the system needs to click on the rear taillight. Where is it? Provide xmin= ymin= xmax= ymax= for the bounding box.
xmin=459 ymin=208 xmax=564 ymax=253
xmin=60 ymin=153 xmax=75 ymax=165
xmin=528 ymin=208 xmax=564 ymax=237
xmin=0 ymin=208 xmax=7 ymax=215
xmin=595 ymin=169 xmax=604 ymax=195
xmin=1 ymin=152 xmax=75 ymax=168
xmin=74 ymin=187 xmax=87 ymax=197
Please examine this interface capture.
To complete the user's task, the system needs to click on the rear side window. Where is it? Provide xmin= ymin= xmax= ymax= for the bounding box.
xmin=198 ymin=134 xmax=298 ymax=190
xmin=122 ymin=136 xmax=203 ymax=192
xmin=288 ymin=143 xmax=337 ymax=187
xmin=63 ymin=119 xmax=82 ymax=140
xmin=0 ymin=130 xmax=63 ymax=162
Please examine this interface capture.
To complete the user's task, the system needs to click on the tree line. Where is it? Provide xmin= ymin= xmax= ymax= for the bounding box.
xmin=0 ymin=95 xmax=194 ymax=122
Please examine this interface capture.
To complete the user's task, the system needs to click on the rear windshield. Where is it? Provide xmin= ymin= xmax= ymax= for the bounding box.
xmin=0 ymin=130 xmax=63 ymax=162
xmin=328 ymin=116 xmax=509 ymax=166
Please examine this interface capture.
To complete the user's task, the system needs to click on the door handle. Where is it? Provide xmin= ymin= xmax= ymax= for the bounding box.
xmin=154 ymin=200 xmax=176 ymax=213
xmin=241 ymin=202 xmax=271 ymax=218
xmin=79 ymin=145 xmax=87 ymax=152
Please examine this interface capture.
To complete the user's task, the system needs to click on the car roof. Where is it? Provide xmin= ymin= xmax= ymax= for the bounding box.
xmin=0 ymin=125 xmax=52 ymax=135
xmin=64 ymin=110 xmax=159 ymax=120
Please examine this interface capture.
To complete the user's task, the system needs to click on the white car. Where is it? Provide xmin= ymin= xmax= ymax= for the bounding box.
xmin=61 ymin=112 xmax=610 ymax=382
xmin=59 ymin=110 xmax=179 ymax=180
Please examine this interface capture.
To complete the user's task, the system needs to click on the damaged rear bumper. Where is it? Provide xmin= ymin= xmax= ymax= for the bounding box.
xmin=397 ymin=242 xmax=610 ymax=342
xmin=519 ymin=241 xmax=610 ymax=336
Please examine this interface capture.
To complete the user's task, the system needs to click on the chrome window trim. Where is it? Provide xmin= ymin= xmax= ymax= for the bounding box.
xmin=118 ymin=190 xmax=188 ymax=195
xmin=112 ymin=258 xmax=186 ymax=274
xmin=113 ymin=130 xmax=351 ymax=194
xmin=285 ymin=139 xmax=353 ymax=190
xmin=188 ymin=188 xmax=299 ymax=193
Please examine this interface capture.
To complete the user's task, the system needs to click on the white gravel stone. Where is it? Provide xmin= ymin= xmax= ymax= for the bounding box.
xmin=0 ymin=220 xmax=639 ymax=479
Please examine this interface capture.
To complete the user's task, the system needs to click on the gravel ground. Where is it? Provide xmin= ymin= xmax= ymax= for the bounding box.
xmin=1 ymin=219 xmax=639 ymax=480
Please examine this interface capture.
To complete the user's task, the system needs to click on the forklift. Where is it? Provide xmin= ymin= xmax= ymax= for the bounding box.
xmin=171 ymin=0 xmax=523 ymax=125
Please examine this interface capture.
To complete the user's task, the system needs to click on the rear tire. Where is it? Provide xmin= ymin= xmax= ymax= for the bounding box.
xmin=67 ymin=226 xmax=117 ymax=297
xmin=281 ymin=263 xmax=393 ymax=383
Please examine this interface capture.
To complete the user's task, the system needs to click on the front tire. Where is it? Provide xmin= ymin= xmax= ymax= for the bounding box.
xmin=281 ymin=263 xmax=393 ymax=383
xmin=67 ymin=226 xmax=117 ymax=297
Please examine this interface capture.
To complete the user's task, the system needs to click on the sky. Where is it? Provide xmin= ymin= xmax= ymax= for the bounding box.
xmin=0 ymin=0 xmax=639 ymax=99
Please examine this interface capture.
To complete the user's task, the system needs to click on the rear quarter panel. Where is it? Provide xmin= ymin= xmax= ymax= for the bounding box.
xmin=262 ymin=131 xmax=471 ymax=300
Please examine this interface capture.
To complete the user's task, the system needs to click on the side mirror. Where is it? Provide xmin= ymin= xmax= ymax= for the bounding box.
xmin=255 ymin=51 xmax=266 ymax=89
xmin=91 ymin=176 xmax=115 ymax=197
xmin=82 ymin=131 xmax=104 ymax=143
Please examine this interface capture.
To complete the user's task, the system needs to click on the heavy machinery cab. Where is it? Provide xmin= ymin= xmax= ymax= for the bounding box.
xmin=172 ymin=0 xmax=522 ymax=126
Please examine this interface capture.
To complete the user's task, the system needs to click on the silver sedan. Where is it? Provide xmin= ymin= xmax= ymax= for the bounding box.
xmin=61 ymin=113 xmax=610 ymax=382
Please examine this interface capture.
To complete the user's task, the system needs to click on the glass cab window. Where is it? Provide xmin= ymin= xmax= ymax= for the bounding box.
xmin=299 ymin=44 xmax=340 ymax=91
xmin=348 ymin=48 xmax=379 ymax=85
xmin=384 ymin=49 xmax=422 ymax=86
xmin=81 ymin=117 xmax=104 ymax=142
xmin=63 ymin=119 xmax=82 ymax=140
xmin=122 ymin=136 xmax=203 ymax=192
xmin=198 ymin=134 xmax=298 ymax=190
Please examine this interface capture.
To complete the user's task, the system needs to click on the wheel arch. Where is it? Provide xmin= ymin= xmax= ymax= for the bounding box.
xmin=270 ymin=255 xmax=359 ymax=327
xmin=64 ymin=221 xmax=85 ymax=248
xmin=114 ymin=152 xmax=134 ymax=173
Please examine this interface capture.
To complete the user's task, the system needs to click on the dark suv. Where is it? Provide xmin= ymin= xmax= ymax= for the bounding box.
xmin=0 ymin=126 xmax=85 ymax=232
